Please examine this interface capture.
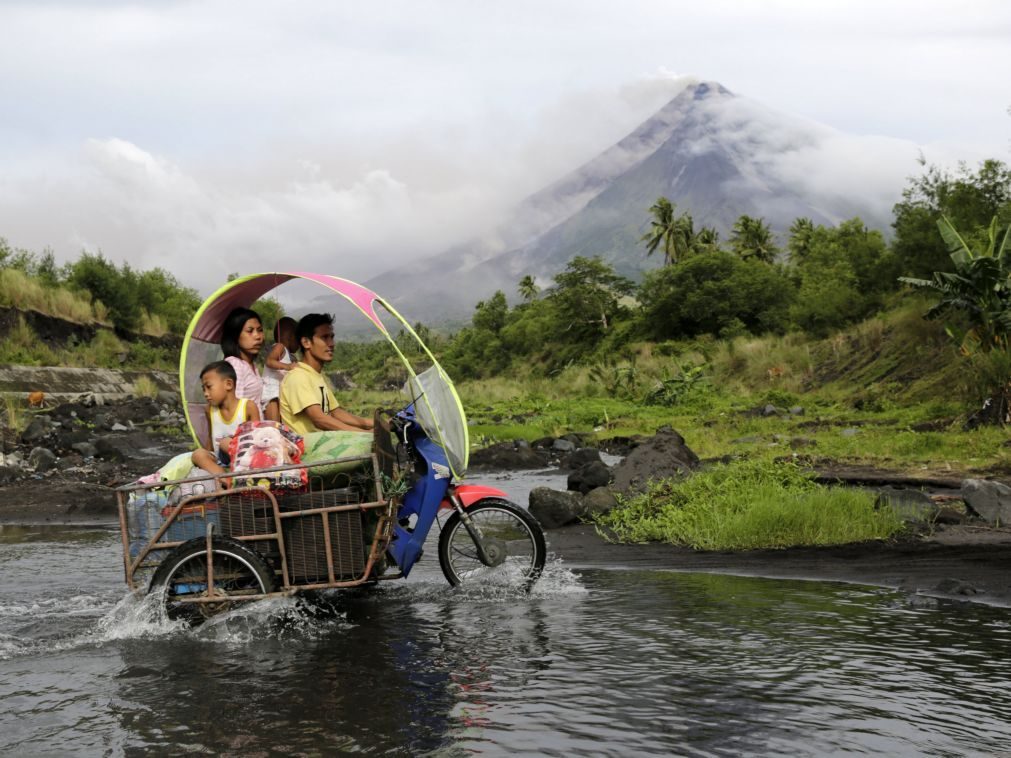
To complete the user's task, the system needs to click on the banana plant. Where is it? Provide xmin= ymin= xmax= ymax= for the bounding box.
xmin=900 ymin=215 xmax=1011 ymax=354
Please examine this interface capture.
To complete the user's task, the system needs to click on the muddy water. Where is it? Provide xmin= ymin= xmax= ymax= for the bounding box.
xmin=3 ymin=472 xmax=1011 ymax=756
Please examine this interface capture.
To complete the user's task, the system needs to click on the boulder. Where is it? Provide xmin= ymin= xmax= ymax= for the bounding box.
xmin=21 ymin=416 xmax=53 ymax=444
xmin=789 ymin=406 xmax=805 ymax=416
xmin=469 ymin=441 xmax=548 ymax=470
xmin=610 ymin=427 xmax=700 ymax=494
xmin=552 ymin=438 xmax=577 ymax=453
xmin=94 ymin=431 xmax=158 ymax=461
xmin=562 ymin=447 xmax=603 ymax=470
xmin=0 ymin=465 xmax=20 ymax=484
xmin=529 ymin=487 xmax=583 ymax=529
xmin=56 ymin=429 xmax=92 ymax=453
xmin=28 ymin=446 xmax=58 ymax=472
xmin=71 ymin=442 xmax=98 ymax=458
xmin=567 ymin=461 xmax=612 ymax=494
xmin=582 ymin=487 xmax=619 ymax=517
xmin=961 ymin=479 xmax=1011 ymax=525
xmin=874 ymin=486 xmax=937 ymax=523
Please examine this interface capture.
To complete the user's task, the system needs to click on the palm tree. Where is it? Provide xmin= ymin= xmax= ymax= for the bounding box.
xmin=730 ymin=215 xmax=779 ymax=263
xmin=690 ymin=225 xmax=720 ymax=256
xmin=788 ymin=217 xmax=815 ymax=262
xmin=641 ymin=197 xmax=693 ymax=266
xmin=518 ymin=274 xmax=540 ymax=302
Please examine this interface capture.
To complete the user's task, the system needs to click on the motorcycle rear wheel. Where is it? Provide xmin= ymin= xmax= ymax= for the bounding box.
xmin=149 ymin=537 xmax=276 ymax=623
xmin=437 ymin=499 xmax=546 ymax=590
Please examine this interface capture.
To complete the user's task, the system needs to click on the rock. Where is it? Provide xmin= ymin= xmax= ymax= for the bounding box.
xmin=110 ymin=422 xmax=129 ymax=432
xmin=28 ymin=447 xmax=58 ymax=472
xmin=840 ymin=428 xmax=860 ymax=437
xmin=529 ymin=487 xmax=583 ymax=529
xmin=21 ymin=417 xmax=53 ymax=444
xmin=789 ymin=406 xmax=805 ymax=416
xmin=157 ymin=390 xmax=180 ymax=404
xmin=610 ymin=428 xmax=700 ymax=494
xmin=789 ymin=437 xmax=817 ymax=449
xmin=961 ymin=479 xmax=1011 ymax=525
xmin=94 ymin=431 xmax=158 ymax=461
xmin=567 ymin=460 xmax=612 ymax=494
xmin=874 ymin=487 xmax=937 ymax=523
xmin=582 ymin=487 xmax=619 ymax=517
xmin=562 ymin=447 xmax=602 ymax=470
xmin=71 ymin=442 xmax=98 ymax=458
xmin=561 ymin=433 xmax=584 ymax=446
xmin=762 ymin=404 xmax=782 ymax=417
xmin=56 ymin=429 xmax=92 ymax=452
xmin=469 ymin=441 xmax=548 ymax=470
xmin=0 ymin=466 xmax=20 ymax=484
xmin=933 ymin=578 xmax=979 ymax=596
xmin=552 ymin=438 xmax=577 ymax=453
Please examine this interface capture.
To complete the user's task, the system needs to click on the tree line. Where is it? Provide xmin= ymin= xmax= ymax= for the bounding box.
xmin=438 ymin=159 xmax=1011 ymax=379
xmin=0 ymin=242 xmax=201 ymax=334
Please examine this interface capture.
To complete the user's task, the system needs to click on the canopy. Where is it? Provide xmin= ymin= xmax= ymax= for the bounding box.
xmin=180 ymin=272 xmax=469 ymax=478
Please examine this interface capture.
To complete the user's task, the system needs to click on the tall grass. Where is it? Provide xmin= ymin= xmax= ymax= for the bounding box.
xmin=596 ymin=459 xmax=903 ymax=550
xmin=1 ymin=393 xmax=26 ymax=434
xmin=132 ymin=375 xmax=159 ymax=399
xmin=0 ymin=268 xmax=107 ymax=324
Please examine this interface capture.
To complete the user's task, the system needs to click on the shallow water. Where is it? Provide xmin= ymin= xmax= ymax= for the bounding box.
xmin=3 ymin=518 xmax=1011 ymax=757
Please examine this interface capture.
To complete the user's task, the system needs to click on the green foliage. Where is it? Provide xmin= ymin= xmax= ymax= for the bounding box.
xmin=595 ymin=459 xmax=903 ymax=549
xmin=588 ymin=355 xmax=639 ymax=398
xmin=639 ymin=251 xmax=793 ymax=339
xmin=641 ymin=197 xmax=694 ymax=265
xmin=551 ymin=256 xmax=635 ymax=341
xmin=644 ymin=363 xmax=709 ymax=407
xmin=900 ymin=215 xmax=1011 ymax=354
xmin=730 ymin=215 xmax=779 ymax=263
xmin=791 ymin=217 xmax=894 ymax=335
xmin=892 ymin=159 xmax=1011 ymax=279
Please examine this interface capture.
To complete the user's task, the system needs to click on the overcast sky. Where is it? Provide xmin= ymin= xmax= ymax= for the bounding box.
xmin=0 ymin=0 xmax=1008 ymax=294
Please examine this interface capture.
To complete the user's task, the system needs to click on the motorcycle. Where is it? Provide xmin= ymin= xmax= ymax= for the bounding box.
xmin=116 ymin=272 xmax=547 ymax=621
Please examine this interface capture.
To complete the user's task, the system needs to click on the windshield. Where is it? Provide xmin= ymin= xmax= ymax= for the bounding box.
xmin=404 ymin=365 xmax=469 ymax=478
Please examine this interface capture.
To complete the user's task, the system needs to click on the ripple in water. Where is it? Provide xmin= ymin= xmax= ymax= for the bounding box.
xmin=3 ymin=527 xmax=1011 ymax=755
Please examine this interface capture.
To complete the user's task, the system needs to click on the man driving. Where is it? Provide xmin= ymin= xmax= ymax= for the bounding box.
xmin=279 ymin=312 xmax=374 ymax=435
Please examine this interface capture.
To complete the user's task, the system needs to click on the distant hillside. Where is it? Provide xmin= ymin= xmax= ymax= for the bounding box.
xmin=364 ymin=80 xmax=903 ymax=325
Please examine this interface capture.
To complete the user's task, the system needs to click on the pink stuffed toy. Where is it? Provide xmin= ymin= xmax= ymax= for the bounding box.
xmin=237 ymin=425 xmax=296 ymax=470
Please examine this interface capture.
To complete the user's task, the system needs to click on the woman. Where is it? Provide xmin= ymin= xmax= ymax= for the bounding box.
xmin=220 ymin=306 xmax=265 ymax=415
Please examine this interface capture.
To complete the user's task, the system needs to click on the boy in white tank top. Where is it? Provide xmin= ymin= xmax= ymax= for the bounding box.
xmin=192 ymin=361 xmax=260 ymax=480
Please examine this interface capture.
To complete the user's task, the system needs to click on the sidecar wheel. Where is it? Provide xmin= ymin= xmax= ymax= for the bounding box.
xmin=149 ymin=537 xmax=276 ymax=623
xmin=437 ymin=499 xmax=546 ymax=590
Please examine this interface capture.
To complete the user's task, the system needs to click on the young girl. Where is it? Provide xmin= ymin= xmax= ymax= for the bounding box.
xmin=220 ymin=307 xmax=265 ymax=416
xmin=261 ymin=316 xmax=299 ymax=422
xmin=191 ymin=361 xmax=260 ymax=479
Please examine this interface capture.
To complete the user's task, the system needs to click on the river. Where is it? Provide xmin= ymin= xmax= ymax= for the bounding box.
xmin=2 ymin=469 xmax=1011 ymax=756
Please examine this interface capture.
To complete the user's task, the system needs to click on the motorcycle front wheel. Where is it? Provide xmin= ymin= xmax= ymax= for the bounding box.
xmin=437 ymin=499 xmax=546 ymax=590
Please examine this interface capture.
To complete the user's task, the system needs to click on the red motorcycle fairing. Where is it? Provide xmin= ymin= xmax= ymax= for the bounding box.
xmin=440 ymin=484 xmax=510 ymax=510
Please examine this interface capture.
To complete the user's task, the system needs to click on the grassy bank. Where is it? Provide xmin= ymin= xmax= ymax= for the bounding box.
xmin=595 ymin=459 xmax=903 ymax=549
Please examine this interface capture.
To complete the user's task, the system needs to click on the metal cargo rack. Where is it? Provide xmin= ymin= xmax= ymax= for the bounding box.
xmin=117 ymin=453 xmax=400 ymax=601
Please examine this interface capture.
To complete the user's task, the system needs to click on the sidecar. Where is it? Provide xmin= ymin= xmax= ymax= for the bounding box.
xmin=118 ymin=425 xmax=403 ymax=621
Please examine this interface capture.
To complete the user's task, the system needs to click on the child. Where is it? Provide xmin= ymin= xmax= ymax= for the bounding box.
xmin=261 ymin=316 xmax=299 ymax=422
xmin=192 ymin=361 xmax=260 ymax=480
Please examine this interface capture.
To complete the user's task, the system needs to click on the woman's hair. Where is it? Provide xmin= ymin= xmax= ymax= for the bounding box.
xmin=220 ymin=307 xmax=262 ymax=358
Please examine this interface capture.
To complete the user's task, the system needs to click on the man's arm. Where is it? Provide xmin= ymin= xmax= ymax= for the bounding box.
xmin=302 ymin=404 xmax=373 ymax=431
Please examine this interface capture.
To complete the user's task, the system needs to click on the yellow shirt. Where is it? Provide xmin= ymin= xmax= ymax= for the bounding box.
xmin=280 ymin=362 xmax=340 ymax=437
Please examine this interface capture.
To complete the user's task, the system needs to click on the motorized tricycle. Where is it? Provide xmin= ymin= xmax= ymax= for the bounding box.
xmin=117 ymin=272 xmax=546 ymax=621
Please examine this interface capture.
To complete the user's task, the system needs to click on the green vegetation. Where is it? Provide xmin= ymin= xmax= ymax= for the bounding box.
xmin=595 ymin=459 xmax=902 ymax=549
xmin=0 ymin=238 xmax=201 ymax=334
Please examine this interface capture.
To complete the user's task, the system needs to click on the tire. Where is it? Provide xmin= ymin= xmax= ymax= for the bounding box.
xmin=149 ymin=537 xmax=276 ymax=623
xmin=437 ymin=499 xmax=546 ymax=590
